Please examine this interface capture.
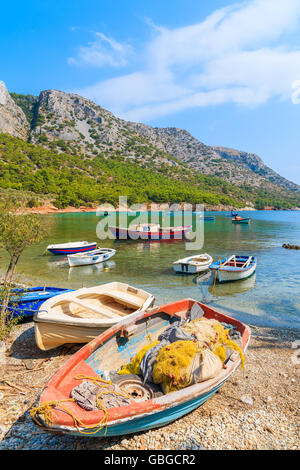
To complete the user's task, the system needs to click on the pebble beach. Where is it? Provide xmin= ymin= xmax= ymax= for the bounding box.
xmin=0 ymin=321 xmax=299 ymax=450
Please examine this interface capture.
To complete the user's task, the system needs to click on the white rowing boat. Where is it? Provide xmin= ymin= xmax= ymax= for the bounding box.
xmin=173 ymin=253 xmax=213 ymax=274
xmin=67 ymin=248 xmax=116 ymax=267
xmin=34 ymin=282 xmax=155 ymax=351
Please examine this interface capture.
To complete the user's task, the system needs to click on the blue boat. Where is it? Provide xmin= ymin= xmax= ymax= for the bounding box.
xmin=31 ymin=299 xmax=250 ymax=437
xmin=209 ymin=255 xmax=257 ymax=283
xmin=5 ymin=287 xmax=73 ymax=319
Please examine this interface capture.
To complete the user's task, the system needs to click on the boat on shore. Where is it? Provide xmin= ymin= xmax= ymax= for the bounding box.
xmin=34 ymin=282 xmax=155 ymax=350
xmin=31 ymin=298 xmax=250 ymax=437
xmin=173 ymin=254 xmax=213 ymax=274
xmin=4 ymin=287 xmax=73 ymax=319
xmin=209 ymin=255 xmax=257 ymax=283
xmin=47 ymin=241 xmax=97 ymax=255
xmin=108 ymin=223 xmax=191 ymax=241
xmin=67 ymin=248 xmax=116 ymax=268
xmin=232 ymin=216 xmax=251 ymax=224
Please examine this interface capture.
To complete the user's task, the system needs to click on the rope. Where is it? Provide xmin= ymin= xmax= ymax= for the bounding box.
xmin=30 ymin=374 xmax=132 ymax=435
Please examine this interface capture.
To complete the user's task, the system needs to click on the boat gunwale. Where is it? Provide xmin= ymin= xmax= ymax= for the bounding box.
xmin=33 ymin=283 xmax=155 ymax=327
xmin=67 ymin=248 xmax=115 ymax=259
xmin=209 ymin=256 xmax=257 ymax=273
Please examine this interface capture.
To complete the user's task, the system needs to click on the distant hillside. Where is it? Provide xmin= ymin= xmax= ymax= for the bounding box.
xmin=0 ymin=81 xmax=298 ymax=209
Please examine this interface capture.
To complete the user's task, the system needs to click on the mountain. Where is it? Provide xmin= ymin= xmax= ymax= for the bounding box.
xmin=0 ymin=81 xmax=29 ymax=139
xmin=0 ymin=81 xmax=299 ymax=210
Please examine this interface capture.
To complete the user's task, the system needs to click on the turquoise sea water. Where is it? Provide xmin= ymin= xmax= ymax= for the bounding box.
xmin=0 ymin=210 xmax=299 ymax=329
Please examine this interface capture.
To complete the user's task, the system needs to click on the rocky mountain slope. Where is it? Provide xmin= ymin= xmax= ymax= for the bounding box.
xmin=0 ymin=81 xmax=29 ymax=139
xmin=0 ymin=81 xmax=299 ymax=209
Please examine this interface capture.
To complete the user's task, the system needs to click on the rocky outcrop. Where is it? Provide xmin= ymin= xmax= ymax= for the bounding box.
xmin=0 ymin=81 xmax=29 ymax=139
xmin=213 ymin=146 xmax=300 ymax=192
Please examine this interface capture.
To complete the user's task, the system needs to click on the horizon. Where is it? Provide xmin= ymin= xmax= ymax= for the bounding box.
xmin=1 ymin=0 xmax=300 ymax=184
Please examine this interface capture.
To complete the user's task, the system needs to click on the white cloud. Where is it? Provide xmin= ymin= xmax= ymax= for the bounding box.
xmin=74 ymin=0 xmax=300 ymax=121
xmin=68 ymin=32 xmax=132 ymax=67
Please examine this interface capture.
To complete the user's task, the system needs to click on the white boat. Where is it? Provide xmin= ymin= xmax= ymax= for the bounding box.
xmin=173 ymin=253 xmax=213 ymax=274
xmin=34 ymin=282 xmax=155 ymax=351
xmin=209 ymin=255 xmax=257 ymax=283
xmin=67 ymin=248 xmax=116 ymax=267
xmin=47 ymin=241 xmax=97 ymax=255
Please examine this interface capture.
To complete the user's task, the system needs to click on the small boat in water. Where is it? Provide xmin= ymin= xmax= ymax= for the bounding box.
xmin=199 ymin=216 xmax=215 ymax=221
xmin=67 ymin=248 xmax=116 ymax=268
xmin=47 ymin=241 xmax=97 ymax=255
xmin=31 ymin=298 xmax=250 ymax=437
xmin=34 ymin=282 xmax=155 ymax=350
xmin=5 ymin=287 xmax=73 ymax=319
xmin=232 ymin=216 xmax=251 ymax=224
xmin=209 ymin=255 xmax=257 ymax=283
xmin=173 ymin=254 xmax=213 ymax=274
xmin=109 ymin=223 xmax=191 ymax=241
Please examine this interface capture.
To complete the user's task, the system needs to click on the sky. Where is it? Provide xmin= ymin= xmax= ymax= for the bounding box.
xmin=1 ymin=0 xmax=300 ymax=184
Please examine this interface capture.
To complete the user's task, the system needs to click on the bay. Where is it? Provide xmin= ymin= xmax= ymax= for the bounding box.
xmin=1 ymin=210 xmax=299 ymax=329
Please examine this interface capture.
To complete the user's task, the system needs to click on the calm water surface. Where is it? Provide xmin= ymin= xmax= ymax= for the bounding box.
xmin=1 ymin=211 xmax=299 ymax=329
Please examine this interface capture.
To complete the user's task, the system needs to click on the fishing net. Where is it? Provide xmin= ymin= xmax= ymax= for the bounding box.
xmin=182 ymin=318 xmax=245 ymax=368
xmin=118 ymin=341 xmax=159 ymax=376
xmin=152 ymin=340 xmax=199 ymax=393
xmin=117 ymin=318 xmax=244 ymax=394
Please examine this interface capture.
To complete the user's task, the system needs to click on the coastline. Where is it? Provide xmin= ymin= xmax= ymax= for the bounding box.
xmin=21 ymin=203 xmax=258 ymax=215
xmin=0 ymin=320 xmax=299 ymax=450
xmin=20 ymin=203 xmax=300 ymax=215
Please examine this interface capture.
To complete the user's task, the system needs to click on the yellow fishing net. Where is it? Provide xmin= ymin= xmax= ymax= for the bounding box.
xmin=152 ymin=340 xmax=200 ymax=393
xmin=118 ymin=319 xmax=244 ymax=394
xmin=182 ymin=318 xmax=245 ymax=368
xmin=118 ymin=341 xmax=159 ymax=375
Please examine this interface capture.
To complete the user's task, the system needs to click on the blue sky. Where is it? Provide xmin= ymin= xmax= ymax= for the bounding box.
xmin=1 ymin=0 xmax=300 ymax=184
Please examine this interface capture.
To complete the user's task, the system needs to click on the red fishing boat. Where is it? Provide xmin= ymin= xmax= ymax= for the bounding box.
xmin=109 ymin=223 xmax=191 ymax=240
xmin=31 ymin=299 xmax=250 ymax=437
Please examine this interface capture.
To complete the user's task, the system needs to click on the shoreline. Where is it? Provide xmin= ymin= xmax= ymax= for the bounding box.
xmin=0 ymin=321 xmax=299 ymax=449
xmin=20 ymin=204 xmax=300 ymax=215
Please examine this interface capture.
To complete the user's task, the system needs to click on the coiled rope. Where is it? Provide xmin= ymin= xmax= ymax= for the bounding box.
xmin=30 ymin=374 xmax=132 ymax=435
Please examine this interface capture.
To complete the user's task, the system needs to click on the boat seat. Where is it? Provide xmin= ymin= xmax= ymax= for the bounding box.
xmin=106 ymin=290 xmax=143 ymax=308
xmin=62 ymin=298 xmax=122 ymax=319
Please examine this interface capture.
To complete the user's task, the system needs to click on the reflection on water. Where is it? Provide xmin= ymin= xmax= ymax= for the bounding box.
xmin=208 ymin=273 xmax=256 ymax=297
xmin=0 ymin=210 xmax=299 ymax=329
xmin=68 ymin=261 xmax=116 ymax=280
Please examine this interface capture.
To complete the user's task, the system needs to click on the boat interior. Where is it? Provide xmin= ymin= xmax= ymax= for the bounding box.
xmin=222 ymin=256 xmax=252 ymax=268
xmin=48 ymin=285 xmax=149 ymax=320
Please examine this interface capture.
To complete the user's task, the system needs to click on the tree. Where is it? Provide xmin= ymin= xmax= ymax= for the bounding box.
xmin=0 ymin=200 xmax=46 ymax=338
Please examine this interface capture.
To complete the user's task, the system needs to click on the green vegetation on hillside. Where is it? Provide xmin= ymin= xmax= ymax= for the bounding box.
xmin=0 ymin=134 xmax=299 ymax=209
xmin=9 ymin=93 xmax=38 ymax=127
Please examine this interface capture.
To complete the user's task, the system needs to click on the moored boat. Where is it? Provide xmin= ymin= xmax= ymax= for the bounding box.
xmin=173 ymin=253 xmax=213 ymax=274
xmin=67 ymin=248 xmax=116 ymax=268
xmin=232 ymin=216 xmax=251 ymax=224
xmin=209 ymin=255 xmax=257 ymax=283
xmin=34 ymin=282 xmax=155 ymax=350
xmin=4 ymin=287 xmax=73 ymax=319
xmin=47 ymin=241 xmax=97 ymax=255
xmin=199 ymin=216 xmax=215 ymax=221
xmin=108 ymin=223 xmax=191 ymax=241
xmin=31 ymin=298 xmax=250 ymax=437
